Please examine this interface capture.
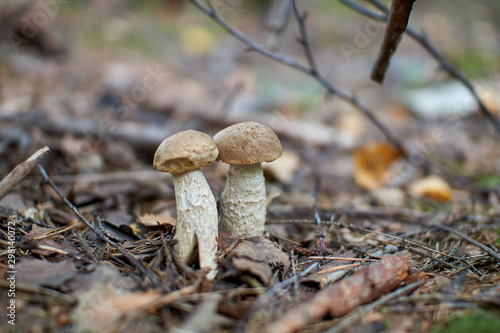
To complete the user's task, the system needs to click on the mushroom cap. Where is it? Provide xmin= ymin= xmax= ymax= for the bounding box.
xmin=154 ymin=130 xmax=219 ymax=174
xmin=214 ymin=122 xmax=282 ymax=165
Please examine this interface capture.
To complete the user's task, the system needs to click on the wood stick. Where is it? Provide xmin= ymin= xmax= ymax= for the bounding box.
xmin=371 ymin=0 xmax=416 ymax=83
xmin=0 ymin=146 xmax=50 ymax=200
xmin=263 ymin=253 xmax=410 ymax=333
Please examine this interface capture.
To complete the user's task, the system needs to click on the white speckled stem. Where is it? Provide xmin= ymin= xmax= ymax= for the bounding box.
xmin=219 ymin=163 xmax=266 ymax=236
xmin=172 ymin=169 xmax=218 ymax=273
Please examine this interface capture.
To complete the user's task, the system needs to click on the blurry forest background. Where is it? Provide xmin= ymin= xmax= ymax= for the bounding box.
xmin=1 ymin=0 xmax=500 ymax=332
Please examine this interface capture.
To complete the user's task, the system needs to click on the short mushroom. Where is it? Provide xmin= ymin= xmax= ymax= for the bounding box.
xmin=153 ymin=130 xmax=219 ymax=273
xmin=214 ymin=122 xmax=282 ymax=236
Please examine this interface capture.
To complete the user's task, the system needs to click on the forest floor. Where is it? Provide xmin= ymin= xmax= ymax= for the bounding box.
xmin=0 ymin=1 xmax=499 ymax=332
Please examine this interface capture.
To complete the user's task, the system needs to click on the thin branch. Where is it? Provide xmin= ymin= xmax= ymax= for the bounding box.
xmin=341 ymin=0 xmax=500 ymax=132
xmin=37 ymin=165 xmax=167 ymax=290
xmin=431 ymin=224 xmax=500 ymax=262
xmin=312 ymin=177 xmax=324 ymax=259
xmin=0 ymin=280 xmax=77 ymax=306
xmin=188 ymin=0 xmax=405 ymax=153
xmin=237 ymin=260 xmax=320 ymax=331
xmin=291 ymin=0 xmax=318 ymax=74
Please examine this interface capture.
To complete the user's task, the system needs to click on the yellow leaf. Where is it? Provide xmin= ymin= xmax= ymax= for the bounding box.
xmin=180 ymin=25 xmax=214 ymax=56
xmin=408 ymin=175 xmax=452 ymax=203
xmin=353 ymin=142 xmax=403 ymax=191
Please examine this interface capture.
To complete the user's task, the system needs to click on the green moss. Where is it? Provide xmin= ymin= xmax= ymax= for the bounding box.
xmin=476 ymin=174 xmax=500 ymax=188
xmin=130 ymin=0 xmax=166 ymax=12
xmin=432 ymin=310 xmax=500 ymax=333
xmin=452 ymin=51 xmax=500 ymax=78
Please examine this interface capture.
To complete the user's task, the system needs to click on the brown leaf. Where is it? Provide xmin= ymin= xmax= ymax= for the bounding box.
xmin=66 ymin=263 xmax=137 ymax=294
xmin=353 ymin=142 xmax=403 ymax=191
xmin=22 ymin=225 xmax=65 ymax=256
xmin=71 ymin=283 xmax=160 ymax=332
xmin=222 ymin=236 xmax=290 ymax=285
xmin=138 ymin=211 xmax=176 ymax=227
xmin=232 ymin=257 xmax=273 ymax=285
xmin=16 ymin=258 xmax=78 ymax=290
xmin=408 ymin=175 xmax=452 ymax=203
xmin=263 ymin=253 xmax=413 ymax=333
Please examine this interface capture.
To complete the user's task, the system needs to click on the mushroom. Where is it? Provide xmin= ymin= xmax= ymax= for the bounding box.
xmin=214 ymin=122 xmax=282 ymax=236
xmin=153 ymin=130 xmax=219 ymax=273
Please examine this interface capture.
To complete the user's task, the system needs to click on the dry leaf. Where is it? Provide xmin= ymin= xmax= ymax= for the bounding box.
xmin=22 ymin=225 xmax=65 ymax=255
xmin=353 ymin=142 xmax=403 ymax=191
xmin=222 ymin=236 xmax=290 ymax=285
xmin=408 ymin=175 xmax=452 ymax=203
xmin=67 ymin=263 xmax=137 ymax=294
xmin=71 ymin=283 xmax=160 ymax=333
xmin=263 ymin=150 xmax=301 ymax=184
xmin=337 ymin=112 xmax=365 ymax=137
xmin=138 ymin=211 xmax=176 ymax=227
xmin=16 ymin=258 xmax=78 ymax=289
xmin=372 ymin=187 xmax=406 ymax=207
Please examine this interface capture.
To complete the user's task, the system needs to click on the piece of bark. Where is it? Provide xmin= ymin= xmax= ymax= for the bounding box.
xmin=371 ymin=0 xmax=416 ymax=84
xmin=0 ymin=146 xmax=50 ymax=200
xmin=263 ymin=253 xmax=410 ymax=333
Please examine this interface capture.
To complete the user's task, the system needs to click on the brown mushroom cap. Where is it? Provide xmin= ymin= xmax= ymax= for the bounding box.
xmin=154 ymin=130 xmax=219 ymax=174
xmin=214 ymin=122 xmax=282 ymax=165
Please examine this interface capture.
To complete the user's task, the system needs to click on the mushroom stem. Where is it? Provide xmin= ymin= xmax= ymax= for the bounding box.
xmin=173 ymin=169 xmax=218 ymax=272
xmin=219 ymin=163 xmax=266 ymax=236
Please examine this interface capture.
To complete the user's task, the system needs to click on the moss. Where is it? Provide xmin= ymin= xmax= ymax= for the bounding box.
xmin=432 ymin=310 xmax=500 ymax=333
xmin=476 ymin=174 xmax=500 ymax=188
xmin=452 ymin=51 xmax=500 ymax=78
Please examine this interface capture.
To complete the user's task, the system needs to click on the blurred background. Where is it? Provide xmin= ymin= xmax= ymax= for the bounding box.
xmin=0 ymin=0 xmax=499 ymax=213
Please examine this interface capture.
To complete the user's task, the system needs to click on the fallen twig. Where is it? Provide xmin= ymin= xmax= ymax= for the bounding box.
xmin=239 ymin=261 xmax=320 ymax=331
xmin=311 ymin=177 xmax=325 ymax=259
xmin=37 ymin=164 xmax=167 ymax=290
xmin=0 ymin=280 xmax=76 ymax=306
xmin=431 ymin=224 xmax=500 ymax=262
xmin=325 ymin=280 xmax=425 ymax=333
xmin=0 ymin=146 xmax=50 ymax=200
xmin=262 ymin=253 xmax=411 ymax=333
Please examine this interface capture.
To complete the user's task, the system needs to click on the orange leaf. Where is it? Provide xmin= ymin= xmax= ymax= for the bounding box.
xmin=408 ymin=175 xmax=452 ymax=203
xmin=353 ymin=142 xmax=403 ymax=191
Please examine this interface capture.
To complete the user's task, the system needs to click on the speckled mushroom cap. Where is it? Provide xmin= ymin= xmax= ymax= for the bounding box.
xmin=214 ymin=122 xmax=282 ymax=165
xmin=154 ymin=130 xmax=219 ymax=174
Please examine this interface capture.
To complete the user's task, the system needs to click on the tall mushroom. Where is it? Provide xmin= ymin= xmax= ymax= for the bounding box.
xmin=214 ymin=122 xmax=282 ymax=236
xmin=153 ymin=130 xmax=219 ymax=273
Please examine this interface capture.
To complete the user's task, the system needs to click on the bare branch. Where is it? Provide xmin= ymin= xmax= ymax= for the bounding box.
xmin=340 ymin=0 xmax=500 ymax=132
xmin=291 ymin=0 xmax=317 ymax=74
xmin=188 ymin=0 xmax=406 ymax=153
